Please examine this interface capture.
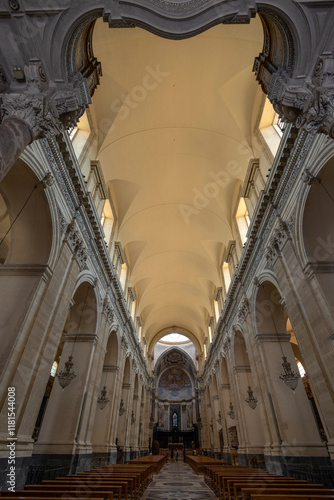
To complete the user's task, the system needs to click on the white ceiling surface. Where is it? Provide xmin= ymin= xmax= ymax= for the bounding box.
xmin=92 ymin=18 xmax=263 ymax=349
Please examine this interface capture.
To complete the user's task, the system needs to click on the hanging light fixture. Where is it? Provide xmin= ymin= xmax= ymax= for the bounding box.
xmin=57 ymin=355 xmax=77 ymax=389
xmin=216 ymin=411 xmax=222 ymax=425
xmin=245 ymin=385 xmax=258 ymax=410
xmin=210 ymin=417 xmax=214 ymax=432
xmin=279 ymin=356 xmax=300 ymax=392
xmin=262 ymin=283 xmax=300 ymax=392
xmin=131 ymin=411 xmax=136 ymax=425
xmin=97 ymin=386 xmax=109 ymax=410
xmin=119 ymin=399 xmax=126 ymax=416
xmin=58 ymin=284 xmax=91 ymax=389
xmin=227 ymin=402 xmax=235 ymax=420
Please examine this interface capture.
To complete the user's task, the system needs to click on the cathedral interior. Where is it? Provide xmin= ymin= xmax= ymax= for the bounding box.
xmin=0 ymin=0 xmax=334 ymax=493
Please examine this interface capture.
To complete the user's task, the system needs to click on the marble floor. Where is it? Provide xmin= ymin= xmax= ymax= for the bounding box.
xmin=141 ymin=461 xmax=218 ymax=499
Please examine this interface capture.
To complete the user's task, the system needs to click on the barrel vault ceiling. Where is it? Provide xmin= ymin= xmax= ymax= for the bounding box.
xmin=90 ymin=17 xmax=264 ymax=350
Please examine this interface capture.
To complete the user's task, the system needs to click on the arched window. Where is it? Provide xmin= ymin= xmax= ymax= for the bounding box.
xmin=222 ymin=262 xmax=231 ymax=293
xmin=236 ymin=197 xmax=250 ymax=245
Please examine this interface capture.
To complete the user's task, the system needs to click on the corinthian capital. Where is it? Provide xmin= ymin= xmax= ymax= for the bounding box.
xmin=0 ymin=61 xmax=89 ymax=141
xmin=1 ymin=93 xmax=62 ymax=140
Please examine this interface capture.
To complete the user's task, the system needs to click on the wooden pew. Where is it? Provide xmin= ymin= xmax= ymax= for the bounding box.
xmin=231 ymin=480 xmax=310 ymax=500
xmin=126 ymin=455 xmax=166 ymax=473
xmin=1 ymin=493 xmax=111 ymax=500
xmin=217 ymin=471 xmax=280 ymax=499
xmin=243 ymin=488 xmax=334 ymax=499
xmin=78 ymin=466 xmax=152 ymax=496
xmin=70 ymin=473 xmax=138 ymax=498
xmin=203 ymin=466 xmax=255 ymax=493
xmin=24 ymin=484 xmax=122 ymax=500
xmin=249 ymin=495 xmax=334 ymax=500
xmin=33 ymin=481 xmax=127 ymax=500
xmin=96 ymin=465 xmax=154 ymax=492
xmin=0 ymin=497 xmax=106 ymax=500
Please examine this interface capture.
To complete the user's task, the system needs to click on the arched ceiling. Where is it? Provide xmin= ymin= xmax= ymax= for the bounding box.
xmin=91 ymin=18 xmax=264 ymax=350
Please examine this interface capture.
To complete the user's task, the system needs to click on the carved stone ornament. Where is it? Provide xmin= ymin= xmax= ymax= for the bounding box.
xmin=105 ymin=0 xmax=257 ymax=23
xmin=223 ymin=337 xmax=231 ymax=354
xmin=266 ymin=57 xmax=334 ymax=139
xmin=103 ymin=296 xmax=114 ymax=325
xmin=265 ymin=219 xmax=291 ymax=265
xmin=237 ymin=296 xmax=249 ymax=324
xmin=8 ymin=0 xmax=20 ymax=11
xmin=65 ymin=219 xmax=88 ymax=270
xmin=41 ymin=172 xmax=55 ymax=189
xmin=121 ymin=335 xmax=129 ymax=353
xmin=57 ymin=206 xmax=67 ymax=235
xmin=1 ymin=62 xmax=89 ymax=141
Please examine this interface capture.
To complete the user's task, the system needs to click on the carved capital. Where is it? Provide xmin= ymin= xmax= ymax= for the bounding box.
xmin=259 ymin=56 xmax=334 ymax=139
xmin=1 ymin=61 xmax=89 ymax=141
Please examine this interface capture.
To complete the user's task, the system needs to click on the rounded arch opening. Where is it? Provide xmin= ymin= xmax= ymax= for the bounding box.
xmin=303 ymin=156 xmax=334 ymax=264
xmin=0 ymin=158 xmax=52 ymax=266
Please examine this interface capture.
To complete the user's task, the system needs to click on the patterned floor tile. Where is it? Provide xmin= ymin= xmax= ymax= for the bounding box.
xmin=141 ymin=462 xmax=217 ymax=499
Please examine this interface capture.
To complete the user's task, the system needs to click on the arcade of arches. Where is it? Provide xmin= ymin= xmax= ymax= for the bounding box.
xmin=0 ymin=0 xmax=334 ymax=489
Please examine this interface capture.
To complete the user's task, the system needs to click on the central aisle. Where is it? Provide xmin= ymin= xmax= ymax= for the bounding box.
xmin=141 ymin=461 xmax=217 ymax=499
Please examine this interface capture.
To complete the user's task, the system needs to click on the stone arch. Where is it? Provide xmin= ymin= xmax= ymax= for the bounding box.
xmin=67 ymin=280 xmax=98 ymax=335
xmin=54 ymin=0 xmax=329 ymax=138
xmin=149 ymin=326 xmax=201 ymax=356
xmin=105 ymin=330 xmax=119 ymax=367
xmin=302 ymin=155 xmax=334 ymax=266
xmin=155 ymin=346 xmax=197 ymax=380
xmin=254 ymin=278 xmax=286 ymax=336
xmin=0 ymin=158 xmax=52 ymax=265
xmin=0 ymin=158 xmax=54 ymax=378
xmin=33 ymin=279 xmax=99 ymax=462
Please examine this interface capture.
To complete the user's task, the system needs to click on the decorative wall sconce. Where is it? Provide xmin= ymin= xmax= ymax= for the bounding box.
xmin=245 ymin=386 xmax=258 ymax=410
xmin=216 ymin=411 xmax=222 ymax=425
xmin=119 ymin=398 xmax=126 ymax=416
xmin=97 ymin=386 xmax=109 ymax=410
xmin=57 ymin=355 xmax=76 ymax=389
xmin=227 ymin=402 xmax=235 ymax=420
xmin=279 ymin=356 xmax=300 ymax=391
